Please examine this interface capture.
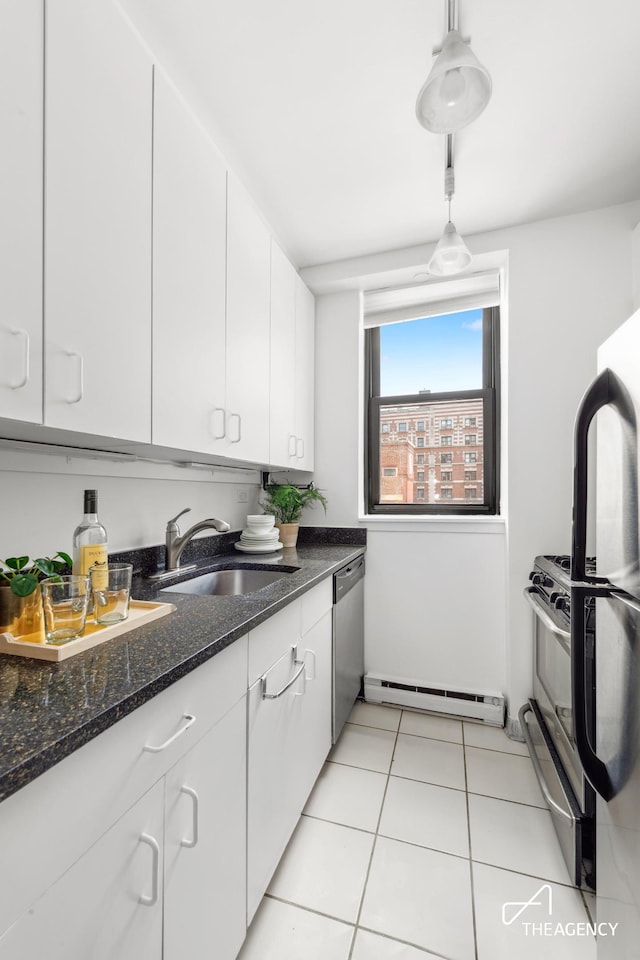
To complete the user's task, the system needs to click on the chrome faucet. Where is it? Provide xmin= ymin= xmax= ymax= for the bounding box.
xmin=164 ymin=507 xmax=231 ymax=573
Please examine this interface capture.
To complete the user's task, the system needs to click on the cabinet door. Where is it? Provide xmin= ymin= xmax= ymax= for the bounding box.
xmin=269 ymin=241 xmax=297 ymax=468
xmin=247 ymin=646 xmax=306 ymax=922
xmin=0 ymin=780 xmax=164 ymax=960
xmin=44 ymin=0 xmax=152 ymax=441
xmin=296 ymin=610 xmax=332 ymax=799
xmin=294 ymin=277 xmax=315 ymax=470
xmin=0 ymin=0 xmax=43 ymax=423
xmin=225 ymin=175 xmax=271 ymax=464
xmin=164 ymin=697 xmax=247 ymax=960
xmin=152 ymin=68 xmax=227 ymax=454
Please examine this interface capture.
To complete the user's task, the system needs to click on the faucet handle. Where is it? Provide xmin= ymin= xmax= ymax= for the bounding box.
xmin=167 ymin=507 xmax=191 ymax=532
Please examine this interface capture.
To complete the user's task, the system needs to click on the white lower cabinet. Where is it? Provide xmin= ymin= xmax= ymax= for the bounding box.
xmin=0 ymin=637 xmax=248 ymax=960
xmin=247 ymin=587 xmax=332 ymax=922
xmin=164 ymin=697 xmax=247 ymax=960
xmin=0 ymin=779 xmax=165 ymax=960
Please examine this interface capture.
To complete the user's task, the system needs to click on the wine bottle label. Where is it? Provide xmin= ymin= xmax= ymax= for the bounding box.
xmin=79 ymin=545 xmax=108 ymax=590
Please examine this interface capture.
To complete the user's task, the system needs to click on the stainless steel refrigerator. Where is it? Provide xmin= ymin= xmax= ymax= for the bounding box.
xmin=571 ymin=307 xmax=640 ymax=959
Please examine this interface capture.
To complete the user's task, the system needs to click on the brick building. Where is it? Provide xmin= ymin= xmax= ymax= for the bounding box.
xmin=379 ymin=398 xmax=483 ymax=505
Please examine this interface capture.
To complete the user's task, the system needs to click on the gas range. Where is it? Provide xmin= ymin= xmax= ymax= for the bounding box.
xmin=528 ymin=555 xmax=597 ymax=626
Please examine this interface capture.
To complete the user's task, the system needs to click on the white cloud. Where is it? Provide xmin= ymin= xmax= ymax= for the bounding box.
xmin=462 ymin=318 xmax=483 ymax=331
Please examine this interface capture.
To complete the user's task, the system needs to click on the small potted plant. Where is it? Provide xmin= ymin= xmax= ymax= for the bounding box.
xmin=261 ymin=483 xmax=328 ymax=548
xmin=0 ymin=552 xmax=72 ymax=638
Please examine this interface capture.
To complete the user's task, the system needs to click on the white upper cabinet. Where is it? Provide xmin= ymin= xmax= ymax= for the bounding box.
xmin=294 ymin=277 xmax=315 ymax=470
xmin=269 ymin=245 xmax=316 ymax=471
xmin=0 ymin=0 xmax=43 ymax=423
xmin=225 ymin=174 xmax=271 ymax=464
xmin=152 ymin=67 xmax=227 ymax=454
xmin=44 ymin=0 xmax=152 ymax=442
xmin=269 ymin=241 xmax=297 ymax=467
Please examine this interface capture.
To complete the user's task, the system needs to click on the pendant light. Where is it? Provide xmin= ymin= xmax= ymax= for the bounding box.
xmin=415 ymin=0 xmax=491 ymax=134
xmin=428 ymin=143 xmax=472 ymax=276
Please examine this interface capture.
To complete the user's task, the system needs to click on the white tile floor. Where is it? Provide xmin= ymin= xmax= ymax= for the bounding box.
xmin=238 ymin=702 xmax=596 ymax=960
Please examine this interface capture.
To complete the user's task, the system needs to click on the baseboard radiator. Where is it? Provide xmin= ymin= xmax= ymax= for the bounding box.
xmin=364 ymin=674 xmax=505 ymax=726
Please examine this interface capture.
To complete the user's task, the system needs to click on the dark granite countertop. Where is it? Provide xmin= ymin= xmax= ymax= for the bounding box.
xmin=0 ymin=533 xmax=365 ymax=802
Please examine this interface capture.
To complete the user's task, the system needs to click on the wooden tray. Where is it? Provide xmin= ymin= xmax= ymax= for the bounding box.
xmin=0 ymin=600 xmax=176 ymax=662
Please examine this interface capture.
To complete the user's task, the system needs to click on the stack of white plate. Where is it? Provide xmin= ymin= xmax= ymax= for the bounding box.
xmin=234 ymin=514 xmax=282 ymax=554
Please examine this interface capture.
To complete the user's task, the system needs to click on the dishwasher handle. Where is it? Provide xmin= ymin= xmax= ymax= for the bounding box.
xmin=333 ymin=556 xmax=365 ymax=604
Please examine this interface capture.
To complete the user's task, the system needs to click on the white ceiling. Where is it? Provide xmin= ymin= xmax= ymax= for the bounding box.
xmin=119 ymin=0 xmax=640 ymax=270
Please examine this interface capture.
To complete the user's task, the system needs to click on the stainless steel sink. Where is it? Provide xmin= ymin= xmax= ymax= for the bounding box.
xmin=161 ymin=567 xmax=294 ymax=597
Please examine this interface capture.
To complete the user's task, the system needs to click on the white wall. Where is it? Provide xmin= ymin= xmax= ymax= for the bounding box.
xmin=0 ymin=448 xmax=261 ymax=559
xmin=307 ymin=201 xmax=640 ymax=728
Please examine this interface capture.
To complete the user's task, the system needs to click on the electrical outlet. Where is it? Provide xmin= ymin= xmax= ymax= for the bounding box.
xmin=236 ymin=487 xmax=249 ymax=503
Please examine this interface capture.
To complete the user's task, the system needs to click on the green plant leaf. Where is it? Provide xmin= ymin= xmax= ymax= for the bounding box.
xmin=33 ymin=558 xmax=55 ymax=577
xmin=56 ymin=551 xmax=73 ymax=568
xmin=5 ymin=556 xmax=29 ymax=572
xmin=10 ymin=573 xmax=39 ymax=597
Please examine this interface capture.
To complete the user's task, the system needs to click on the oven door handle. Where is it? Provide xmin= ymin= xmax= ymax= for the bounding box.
xmin=518 ymin=704 xmax=574 ymax=823
xmin=523 ymin=587 xmax=570 ymax=641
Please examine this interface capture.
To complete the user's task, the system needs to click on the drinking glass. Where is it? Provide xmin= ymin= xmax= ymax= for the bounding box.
xmin=41 ymin=576 xmax=90 ymax=644
xmin=91 ymin=563 xmax=133 ymax=625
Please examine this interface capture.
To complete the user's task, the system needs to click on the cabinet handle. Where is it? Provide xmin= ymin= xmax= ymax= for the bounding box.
xmin=138 ymin=833 xmax=160 ymax=906
xmin=143 ymin=713 xmax=196 ymax=753
xmin=212 ymin=407 xmax=226 ymax=440
xmin=304 ymin=648 xmax=317 ymax=682
xmin=65 ymin=351 xmax=84 ymax=404
xmin=10 ymin=329 xmax=30 ymax=389
xmin=229 ymin=413 xmax=241 ymax=443
xmin=288 ymin=434 xmax=297 ymax=457
xmin=296 ymin=437 xmax=305 ymax=459
xmin=261 ymin=649 xmax=306 ymax=700
xmin=180 ymin=785 xmax=200 ymax=848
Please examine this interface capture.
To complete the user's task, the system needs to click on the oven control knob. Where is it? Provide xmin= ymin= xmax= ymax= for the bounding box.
xmin=531 ymin=573 xmax=544 ymax=586
xmin=554 ymin=595 xmax=570 ymax=614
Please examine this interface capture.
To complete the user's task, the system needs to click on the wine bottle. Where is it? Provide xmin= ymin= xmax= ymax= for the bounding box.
xmin=73 ymin=489 xmax=108 ymax=590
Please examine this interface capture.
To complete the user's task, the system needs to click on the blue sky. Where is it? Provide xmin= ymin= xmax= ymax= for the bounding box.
xmin=379 ymin=308 xmax=483 ymax=395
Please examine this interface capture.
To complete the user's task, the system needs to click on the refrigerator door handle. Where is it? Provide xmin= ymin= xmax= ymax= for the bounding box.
xmin=571 ymin=367 xmax=637 ymax=582
xmin=571 ymin=369 xmax=612 ymax=582
xmin=571 ymin=583 xmax=615 ymax=801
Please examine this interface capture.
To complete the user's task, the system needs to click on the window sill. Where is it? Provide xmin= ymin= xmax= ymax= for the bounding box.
xmin=358 ymin=515 xmax=506 ymax=535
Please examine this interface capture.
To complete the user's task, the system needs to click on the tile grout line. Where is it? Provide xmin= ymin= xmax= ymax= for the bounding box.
xmin=462 ymin=721 xmax=480 ymax=960
xmin=345 ymin=707 xmax=402 ymax=960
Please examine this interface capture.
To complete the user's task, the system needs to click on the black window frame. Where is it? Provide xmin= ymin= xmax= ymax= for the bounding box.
xmin=365 ymin=306 xmax=500 ymax=516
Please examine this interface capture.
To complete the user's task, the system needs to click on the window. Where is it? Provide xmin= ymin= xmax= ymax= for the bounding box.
xmin=464 ymin=470 xmax=477 ymax=481
xmin=417 ymin=470 xmax=425 ymax=481
xmin=382 ymin=423 xmax=390 ymax=433
xmin=365 ymin=301 xmax=500 ymax=515
xmin=416 ymin=487 xmax=425 ymax=500
xmin=382 ymin=467 xmax=397 ymax=477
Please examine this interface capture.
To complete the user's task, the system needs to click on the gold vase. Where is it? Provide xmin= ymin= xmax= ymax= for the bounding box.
xmin=0 ymin=584 xmax=45 ymax=642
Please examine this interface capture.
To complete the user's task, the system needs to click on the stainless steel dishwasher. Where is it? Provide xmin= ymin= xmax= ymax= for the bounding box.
xmin=332 ymin=555 xmax=365 ymax=742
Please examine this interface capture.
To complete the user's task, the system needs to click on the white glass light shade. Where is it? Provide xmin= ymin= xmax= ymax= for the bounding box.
xmin=428 ymin=221 xmax=472 ymax=276
xmin=415 ymin=29 xmax=492 ymax=134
